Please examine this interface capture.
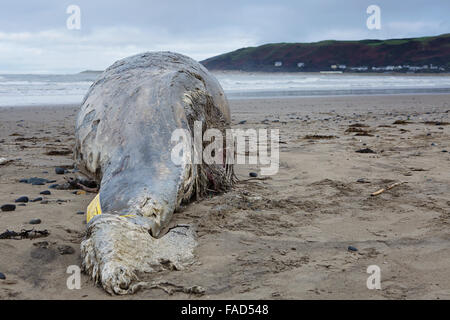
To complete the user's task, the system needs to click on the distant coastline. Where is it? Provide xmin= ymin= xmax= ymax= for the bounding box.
xmin=78 ymin=70 xmax=103 ymax=74
xmin=201 ymin=33 xmax=450 ymax=74
xmin=210 ymin=70 xmax=450 ymax=76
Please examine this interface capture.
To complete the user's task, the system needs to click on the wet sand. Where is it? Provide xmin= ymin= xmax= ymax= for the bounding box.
xmin=0 ymin=94 xmax=449 ymax=299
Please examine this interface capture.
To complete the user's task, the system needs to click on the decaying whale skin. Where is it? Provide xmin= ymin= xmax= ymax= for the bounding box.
xmin=75 ymin=52 xmax=233 ymax=294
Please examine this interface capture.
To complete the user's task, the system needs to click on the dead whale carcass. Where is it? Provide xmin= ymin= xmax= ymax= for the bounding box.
xmin=74 ymin=51 xmax=234 ymax=294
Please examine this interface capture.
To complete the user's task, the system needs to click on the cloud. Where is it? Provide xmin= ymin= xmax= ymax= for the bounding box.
xmin=385 ymin=21 xmax=446 ymax=36
xmin=0 ymin=0 xmax=448 ymax=73
xmin=0 ymin=26 xmax=259 ymax=73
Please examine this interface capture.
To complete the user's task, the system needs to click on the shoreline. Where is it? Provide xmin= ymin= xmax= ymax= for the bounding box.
xmin=212 ymin=70 xmax=450 ymax=76
xmin=1 ymin=90 xmax=450 ymax=108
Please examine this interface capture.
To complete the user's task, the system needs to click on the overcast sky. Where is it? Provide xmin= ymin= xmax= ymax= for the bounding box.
xmin=0 ymin=0 xmax=448 ymax=73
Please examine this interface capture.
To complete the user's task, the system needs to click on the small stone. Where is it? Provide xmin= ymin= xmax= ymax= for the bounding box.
xmin=249 ymin=172 xmax=258 ymax=178
xmin=76 ymin=211 xmax=85 ymax=215
xmin=442 ymin=150 xmax=448 ymax=153
xmin=272 ymin=292 xmax=280 ymax=297
xmin=55 ymin=167 xmax=66 ymax=175
xmin=356 ymin=148 xmax=376 ymax=154
xmin=58 ymin=245 xmax=75 ymax=255
xmin=0 ymin=272 xmax=5 ymax=280
xmin=1 ymin=204 xmax=16 ymax=211
xmin=20 ymin=177 xmax=51 ymax=185
xmin=17 ymin=204 xmax=26 ymax=207
xmin=357 ymin=178 xmax=369 ymax=183
xmin=33 ymin=241 xmax=49 ymax=249
xmin=29 ymin=218 xmax=41 ymax=225
xmin=49 ymin=184 xmax=59 ymax=189
xmin=431 ymin=143 xmax=437 ymax=146
xmin=76 ymin=190 xmax=86 ymax=195
xmin=15 ymin=196 xmax=29 ymax=203
xmin=40 ymin=190 xmax=51 ymax=195
xmin=31 ymin=197 xmax=43 ymax=202
xmin=238 ymin=120 xmax=247 ymax=125
xmin=348 ymin=246 xmax=358 ymax=252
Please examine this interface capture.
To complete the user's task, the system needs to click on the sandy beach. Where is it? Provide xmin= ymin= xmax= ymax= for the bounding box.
xmin=0 ymin=93 xmax=449 ymax=299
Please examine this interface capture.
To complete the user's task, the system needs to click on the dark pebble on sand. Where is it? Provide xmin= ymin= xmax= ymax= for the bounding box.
xmin=40 ymin=190 xmax=51 ymax=195
xmin=356 ymin=148 xmax=376 ymax=154
xmin=31 ymin=197 xmax=43 ymax=202
xmin=76 ymin=211 xmax=84 ymax=215
xmin=348 ymin=246 xmax=358 ymax=252
xmin=0 ymin=272 xmax=5 ymax=280
xmin=49 ymin=184 xmax=59 ymax=189
xmin=442 ymin=150 xmax=448 ymax=153
xmin=58 ymin=245 xmax=75 ymax=255
xmin=238 ymin=120 xmax=247 ymax=124
xmin=55 ymin=167 xmax=66 ymax=175
xmin=18 ymin=204 xmax=26 ymax=206
xmin=15 ymin=196 xmax=29 ymax=203
xmin=29 ymin=218 xmax=41 ymax=225
xmin=249 ymin=172 xmax=258 ymax=177
xmin=431 ymin=143 xmax=437 ymax=146
xmin=1 ymin=204 xmax=16 ymax=211
xmin=20 ymin=177 xmax=54 ymax=185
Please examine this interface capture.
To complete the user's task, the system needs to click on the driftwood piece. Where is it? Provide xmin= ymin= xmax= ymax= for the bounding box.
xmin=371 ymin=182 xmax=406 ymax=196
xmin=76 ymin=182 xmax=98 ymax=193
xmin=0 ymin=158 xmax=14 ymax=166
xmin=238 ymin=176 xmax=272 ymax=183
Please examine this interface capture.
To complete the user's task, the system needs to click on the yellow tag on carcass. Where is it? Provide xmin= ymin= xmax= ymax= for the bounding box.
xmin=86 ymin=193 xmax=102 ymax=223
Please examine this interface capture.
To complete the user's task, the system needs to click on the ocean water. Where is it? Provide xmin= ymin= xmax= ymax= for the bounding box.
xmin=0 ymin=72 xmax=449 ymax=107
xmin=215 ymin=72 xmax=450 ymax=98
xmin=0 ymin=73 xmax=98 ymax=107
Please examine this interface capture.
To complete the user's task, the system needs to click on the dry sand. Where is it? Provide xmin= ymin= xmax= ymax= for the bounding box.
xmin=0 ymin=94 xmax=449 ymax=299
